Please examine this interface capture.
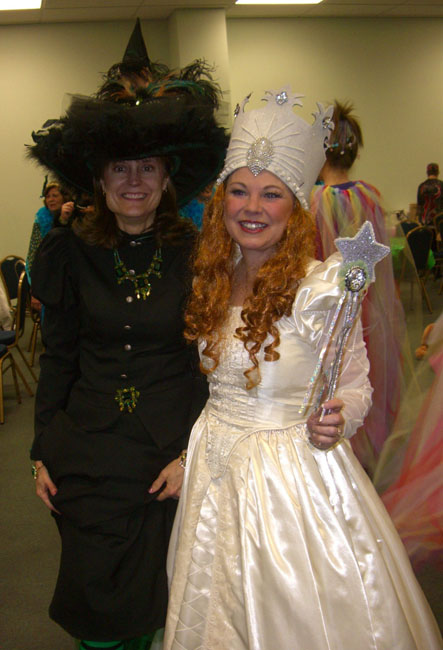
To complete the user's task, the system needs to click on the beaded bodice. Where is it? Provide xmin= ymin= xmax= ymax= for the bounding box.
xmin=201 ymin=307 xmax=315 ymax=479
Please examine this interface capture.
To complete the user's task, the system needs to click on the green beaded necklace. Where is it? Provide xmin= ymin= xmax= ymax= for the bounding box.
xmin=113 ymin=247 xmax=162 ymax=300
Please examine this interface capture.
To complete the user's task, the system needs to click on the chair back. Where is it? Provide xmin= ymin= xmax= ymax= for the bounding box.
xmin=0 ymin=256 xmax=26 ymax=305
xmin=14 ymin=271 xmax=30 ymax=342
xmin=399 ymin=220 xmax=419 ymax=237
xmin=406 ymin=226 xmax=433 ymax=272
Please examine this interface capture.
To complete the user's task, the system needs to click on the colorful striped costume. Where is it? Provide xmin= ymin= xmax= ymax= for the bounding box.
xmin=311 ymin=181 xmax=409 ymax=481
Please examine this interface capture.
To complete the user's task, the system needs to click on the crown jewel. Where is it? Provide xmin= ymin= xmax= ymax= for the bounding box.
xmin=247 ymin=137 xmax=274 ymax=175
xmin=217 ymin=86 xmax=333 ymax=209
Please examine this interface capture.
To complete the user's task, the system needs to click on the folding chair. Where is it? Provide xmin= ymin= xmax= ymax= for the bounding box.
xmin=0 ymin=271 xmax=38 ymax=385
xmin=0 ymin=255 xmax=26 ymax=326
xmin=0 ymin=272 xmax=36 ymax=423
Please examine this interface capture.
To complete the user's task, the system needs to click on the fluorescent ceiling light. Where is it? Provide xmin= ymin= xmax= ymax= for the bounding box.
xmin=0 ymin=0 xmax=41 ymax=9
xmin=236 ymin=0 xmax=323 ymax=4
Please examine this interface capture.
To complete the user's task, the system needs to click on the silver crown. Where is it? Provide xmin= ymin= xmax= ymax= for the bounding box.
xmin=217 ymin=86 xmax=333 ymax=209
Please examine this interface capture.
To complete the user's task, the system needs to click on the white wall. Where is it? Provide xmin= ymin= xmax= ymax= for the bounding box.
xmin=0 ymin=16 xmax=442 ymax=260
xmin=227 ymin=17 xmax=443 ymax=213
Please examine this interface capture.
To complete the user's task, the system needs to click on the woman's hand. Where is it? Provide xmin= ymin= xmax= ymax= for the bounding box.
xmin=34 ymin=463 xmax=60 ymax=513
xmin=307 ymin=398 xmax=345 ymax=450
xmin=59 ymin=201 xmax=74 ymax=224
xmin=30 ymin=296 xmax=42 ymax=312
xmin=149 ymin=456 xmax=185 ymax=502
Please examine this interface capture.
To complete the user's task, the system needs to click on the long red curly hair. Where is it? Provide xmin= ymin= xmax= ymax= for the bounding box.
xmin=185 ymin=182 xmax=316 ymax=388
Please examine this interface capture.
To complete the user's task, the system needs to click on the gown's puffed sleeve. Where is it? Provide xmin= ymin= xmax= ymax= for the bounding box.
xmin=294 ymin=253 xmax=373 ymax=439
xmin=30 ymin=228 xmax=80 ymax=459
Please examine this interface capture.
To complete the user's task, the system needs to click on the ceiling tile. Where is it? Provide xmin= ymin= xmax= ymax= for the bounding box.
xmin=41 ymin=7 xmax=137 ymax=21
xmin=318 ymin=0 xmax=402 ymax=4
xmin=1 ymin=1 xmax=442 ymax=24
xmin=227 ymin=6 xmax=312 ymax=17
xmin=303 ymin=4 xmax=395 ymax=16
xmin=405 ymin=0 xmax=443 ymax=4
xmin=383 ymin=4 xmax=443 ymax=15
xmin=136 ymin=6 xmax=182 ymax=19
xmin=0 ymin=9 xmax=40 ymax=24
xmin=140 ymin=0 xmax=233 ymax=5
xmin=45 ymin=0 xmax=139 ymax=7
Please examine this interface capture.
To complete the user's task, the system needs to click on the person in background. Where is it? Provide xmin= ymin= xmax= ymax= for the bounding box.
xmin=164 ymin=87 xmax=441 ymax=650
xmin=25 ymin=181 xmax=74 ymax=284
xmin=310 ymin=101 xmax=410 ymax=483
xmin=27 ymin=65 xmax=226 ymax=650
xmin=417 ymin=162 xmax=443 ymax=226
xmin=179 ymin=181 xmax=215 ymax=230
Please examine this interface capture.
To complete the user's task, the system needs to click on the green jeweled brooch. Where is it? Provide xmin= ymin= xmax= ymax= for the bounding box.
xmin=115 ymin=386 xmax=140 ymax=413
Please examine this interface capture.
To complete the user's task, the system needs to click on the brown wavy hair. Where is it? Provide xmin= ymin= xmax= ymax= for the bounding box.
xmin=72 ymin=157 xmax=196 ymax=248
xmin=185 ymin=182 xmax=316 ymax=388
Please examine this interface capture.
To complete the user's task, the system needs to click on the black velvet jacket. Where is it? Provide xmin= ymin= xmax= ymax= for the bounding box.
xmin=31 ymin=226 xmax=208 ymax=460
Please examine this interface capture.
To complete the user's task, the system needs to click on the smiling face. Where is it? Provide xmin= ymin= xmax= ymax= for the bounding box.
xmin=100 ymin=157 xmax=168 ymax=233
xmin=224 ymin=167 xmax=295 ymax=263
xmin=44 ymin=187 xmax=64 ymax=214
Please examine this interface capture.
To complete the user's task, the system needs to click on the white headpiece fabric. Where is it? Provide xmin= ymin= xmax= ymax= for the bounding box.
xmin=217 ymin=86 xmax=333 ymax=209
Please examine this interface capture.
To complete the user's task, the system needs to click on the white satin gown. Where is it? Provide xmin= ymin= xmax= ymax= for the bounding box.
xmin=165 ymin=254 xmax=442 ymax=650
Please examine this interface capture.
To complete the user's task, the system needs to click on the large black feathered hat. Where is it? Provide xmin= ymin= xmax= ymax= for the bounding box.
xmin=27 ymin=86 xmax=227 ymax=207
xmin=27 ymin=20 xmax=227 ymax=205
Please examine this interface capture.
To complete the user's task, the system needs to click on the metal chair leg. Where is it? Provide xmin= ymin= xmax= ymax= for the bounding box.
xmin=419 ymin=277 xmax=433 ymax=313
xmin=15 ymin=344 xmax=38 ymax=383
xmin=11 ymin=358 xmax=34 ymax=397
xmin=0 ymin=353 xmax=23 ymax=424
xmin=28 ymin=320 xmax=40 ymax=366
xmin=10 ymin=359 xmax=22 ymax=404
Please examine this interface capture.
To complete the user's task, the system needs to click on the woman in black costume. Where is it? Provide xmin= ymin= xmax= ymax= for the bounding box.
xmin=27 ymin=74 xmax=226 ymax=650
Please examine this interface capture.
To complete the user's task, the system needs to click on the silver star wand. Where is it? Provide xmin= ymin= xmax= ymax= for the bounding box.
xmin=299 ymin=221 xmax=390 ymax=419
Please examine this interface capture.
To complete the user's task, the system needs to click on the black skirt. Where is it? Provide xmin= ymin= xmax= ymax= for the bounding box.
xmin=40 ymin=410 xmax=183 ymax=641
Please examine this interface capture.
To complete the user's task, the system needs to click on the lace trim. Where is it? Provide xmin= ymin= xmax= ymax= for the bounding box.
xmin=205 ymin=418 xmax=308 ymax=479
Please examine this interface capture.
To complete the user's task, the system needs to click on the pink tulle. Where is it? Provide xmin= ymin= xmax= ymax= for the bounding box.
xmin=382 ymin=328 xmax=443 ymax=570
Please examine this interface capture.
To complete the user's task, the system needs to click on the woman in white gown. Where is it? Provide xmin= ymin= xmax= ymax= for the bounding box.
xmin=164 ymin=88 xmax=441 ymax=650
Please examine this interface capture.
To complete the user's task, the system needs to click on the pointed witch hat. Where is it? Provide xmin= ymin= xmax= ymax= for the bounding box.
xmin=123 ymin=17 xmax=150 ymax=67
xmin=96 ymin=18 xmax=170 ymax=100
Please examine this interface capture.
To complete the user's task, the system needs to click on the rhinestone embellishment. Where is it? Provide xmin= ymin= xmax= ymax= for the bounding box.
xmin=344 ymin=266 xmax=367 ymax=292
xmin=247 ymin=137 xmax=274 ymax=176
xmin=234 ymin=103 xmax=240 ymax=117
xmin=275 ymin=91 xmax=288 ymax=105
